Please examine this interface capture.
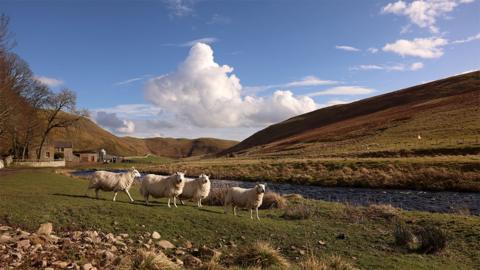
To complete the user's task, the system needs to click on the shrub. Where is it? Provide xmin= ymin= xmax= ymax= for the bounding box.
xmin=260 ymin=192 xmax=287 ymax=209
xmin=234 ymin=241 xmax=289 ymax=269
xmin=417 ymin=225 xmax=447 ymax=254
xmin=393 ymin=220 xmax=415 ymax=248
xmin=281 ymin=203 xmax=313 ymax=220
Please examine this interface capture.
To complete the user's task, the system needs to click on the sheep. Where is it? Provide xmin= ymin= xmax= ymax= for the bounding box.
xmin=87 ymin=167 xmax=141 ymax=202
xmin=179 ymin=173 xmax=211 ymax=207
xmin=224 ymin=183 xmax=266 ymax=220
xmin=140 ymin=172 xmax=186 ymax=208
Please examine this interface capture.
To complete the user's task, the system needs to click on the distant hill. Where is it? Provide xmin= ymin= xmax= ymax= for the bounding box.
xmin=222 ymin=71 xmax=480 ymax=157
xmin=49 ymin=116 xmax=238 ymax=158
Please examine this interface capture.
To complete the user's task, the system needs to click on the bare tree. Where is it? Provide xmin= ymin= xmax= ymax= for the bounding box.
xmin=36 ymin=89 xmax=85 ymax=160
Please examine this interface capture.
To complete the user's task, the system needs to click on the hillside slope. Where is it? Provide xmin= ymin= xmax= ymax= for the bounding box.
xmin=49 ymin=117 xmax=237 ymax=158
xmin=223 ymin=71 xmax=480 ymax=157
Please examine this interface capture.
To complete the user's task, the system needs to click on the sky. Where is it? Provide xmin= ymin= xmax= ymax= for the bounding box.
xmin=1 ymin=0 xmax=479 ymax=140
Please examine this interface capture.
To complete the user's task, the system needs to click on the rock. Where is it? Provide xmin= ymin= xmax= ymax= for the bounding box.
xmin=37 ymin=223 xmax=53 ymax=236
xmin=15 ymin=239 xmax=31 ymax=249
xmin=143 ymin=243 xmax=151 ymax=249
xmin=184 ymin=241 xmax=193 ymax=249
xmin=299 ymin=249 xmax=306 ymax=255
xmin=44 ymin=268 xmax=54 ymax=270
xmin=157 ymin=240 xmax=175 ymax=249
xmin=175 ymin=249 xmax=186 ymax=256
xmin=151 ymin=231 xmax=161 ymax=240
xmin=199 ymin=245 xmax=222 ymax=259
xmin=83 ymin=263 xmax=94 ymax=270
xmin=11 ymin=252 xmax=22 ymax=260
xmin=183 ymin=255 xmax=202 ymax=268
xmin=72 ymin=231 xmax=82 ymax=240
xmin=318 ymin=240 xmax=326 ymax=246
xmin=52 ymin=261 xmax=68 ymax=268
xmin=0 ymin=225 xmax=12 ymax=231
xmin=119 ymin=233 xmax=129 ymax=238
xmin=103 ymin=250 xmax=115 ymax=262
xmin=0 ymin=233 xmax=12 ymax=243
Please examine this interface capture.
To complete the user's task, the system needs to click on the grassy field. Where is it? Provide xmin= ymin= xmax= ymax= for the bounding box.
xmin=1 ymin=169 xmax=479 ymax=269
xmin=77 ymin=155 xmax=480 ymax=192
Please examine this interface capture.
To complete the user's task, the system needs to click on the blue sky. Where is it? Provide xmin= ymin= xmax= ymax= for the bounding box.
xmin=2 ymin=0 xmax=479 ymax=140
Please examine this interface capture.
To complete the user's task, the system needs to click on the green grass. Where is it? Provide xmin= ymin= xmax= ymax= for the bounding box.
xmin=1 ymin=169 xmax=479 ymax=269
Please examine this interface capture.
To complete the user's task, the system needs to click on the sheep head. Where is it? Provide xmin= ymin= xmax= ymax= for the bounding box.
xmin=255 ymin=183 xmax=266 ymax=194
xmin=199 ymin=173 xmax=210 ymax=184
xmin=174 ymin=171 xmax=186 ymax=185
xmin=130 ymin=167 xmax=141 ymax=178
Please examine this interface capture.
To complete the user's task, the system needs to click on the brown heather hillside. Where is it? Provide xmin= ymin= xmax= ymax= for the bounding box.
xmin=223 ymin=71 xmax=480 ymax=157
xmin=48 ymin=116 xmax=238 ymax=158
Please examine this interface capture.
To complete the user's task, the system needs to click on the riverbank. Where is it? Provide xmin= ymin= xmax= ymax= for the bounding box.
xmin=75 ymin=155 xmax=480 ymax=192
xmin=1 ymin=169 xmax=479 ymax=269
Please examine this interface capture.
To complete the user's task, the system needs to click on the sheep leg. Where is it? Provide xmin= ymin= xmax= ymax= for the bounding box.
xmin=173 ymin=196 xmax=178 ymax=208
xmin=125 ymin=189 xmax=134 ymax=202
xmin=256 ymin=207 xmax=260 ymax=220
xmin=224 ymin=203 xmax=228 ymax=214
xmin=250 ymin=209 xmax=253 ymax=219
xmin=233 ymin=206 xmax=237 ymax=216
xmin=113 ymin=192 xmax=118 ymax=202
xmin=180 ymin=199 xmax=185 ymax=205
xmin=197 ymin=199 xmax=201 ymax=208
xmin=95 ymin=189 xmax=99 ymax=199
xmin=144 ymin=194 xmax=149 ymax=205
xmin=167 ymin=198 xmax=171 ymax=208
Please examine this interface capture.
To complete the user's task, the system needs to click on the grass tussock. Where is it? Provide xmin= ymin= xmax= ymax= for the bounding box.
xmin=299 ymin=254 xmax=359 ymax=270
xmin=234 ymin=241 xmax=290 ymax=269
xmin=366 ymin=204 xmax=400 ymax=220
xmin=417 ymin=225 xmax=447 ymax=254
xmin=281 ymin=203 xmax=313 ymax=220
xmin=393 ymin=220 xmax=416 ymax=248
xmin=126 ymin=249 xmax=180 ymax=270
xmin=260 ymin=192 xmax=287 ymax=209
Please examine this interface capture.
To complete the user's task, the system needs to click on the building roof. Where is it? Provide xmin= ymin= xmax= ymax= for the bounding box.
xmin=73 ymin=150 xmax=98 ymax=154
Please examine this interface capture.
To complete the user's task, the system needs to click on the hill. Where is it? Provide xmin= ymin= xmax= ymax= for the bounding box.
xmin=223 ymin=71 xmax=480 ymax=157
xmin=49 ymin=116 xmax=237 ymax=158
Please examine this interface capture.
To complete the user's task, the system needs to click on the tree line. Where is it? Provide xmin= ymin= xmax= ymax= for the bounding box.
xmin=0 ymin=14 xmax=86 ymax=160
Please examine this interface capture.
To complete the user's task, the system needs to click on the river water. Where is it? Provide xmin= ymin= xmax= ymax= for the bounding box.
xmin=73 ymin=170 xmax=480 ymax=215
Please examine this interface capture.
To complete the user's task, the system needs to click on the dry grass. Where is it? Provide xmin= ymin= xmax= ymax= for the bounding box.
xmin=417 ymin=225 xmax=447 ymax=254
xmin=117 ymin=249 xmax=180 ymax=270
xmin=233 ymin=241 xmax=290 ymax=269
xmin=365 ymin=204 xmax=400 ymax=220
xmin=299 ymin=254 xmax=359 ymax=270
xmin=260 ymin=192 xmax=287 ymax=209
xmin=393 ymin=220 xmax=416 ymax=248
xmin=281 ymin=203 xmax=314 ymax=220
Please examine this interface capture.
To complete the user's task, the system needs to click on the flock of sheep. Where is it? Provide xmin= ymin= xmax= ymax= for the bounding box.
xmin=87 ymin=167 xmax=267 ymax=220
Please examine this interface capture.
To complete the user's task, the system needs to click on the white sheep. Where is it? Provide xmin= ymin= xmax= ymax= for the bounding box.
xmin=140 ymin=172 xmax=186 ymax=208
xmin=224 ymin=183 xmax=266 ymax=220
xmin=179 ymin=173 xmax=211 ymax=207
xmin=87 ymin=167 xmax=141 ymax=202
xmin=0 ymin=160 xmax=4 ymax=169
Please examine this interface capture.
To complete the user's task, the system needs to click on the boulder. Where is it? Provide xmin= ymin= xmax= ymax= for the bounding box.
xmin=157 ymin=240 xmax=175 ymax=249
xmin=151 ymin=231 xmax=161 ymax=240
xmin=37 ymin=223 xmax=53 ymax=236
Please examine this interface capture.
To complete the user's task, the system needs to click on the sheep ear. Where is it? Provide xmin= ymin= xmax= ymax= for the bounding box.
xmin=183 ymin=170 xmax=187 ymax=175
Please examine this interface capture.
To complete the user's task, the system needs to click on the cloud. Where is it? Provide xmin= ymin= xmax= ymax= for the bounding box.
xmin=93 ymin=104 xmax=165 ymax=118
xmin=114 ymin=75 xmax=152 ymax=86
xmin=95 ymin=111 xmax=136 ymax=134
xmin=145 ymin=43 xmax=318 ymax=127
xmin=244 ymin=76 xmax=338 ymax=94
xmin=207 ymin=14 xmax=231 ymax=24
xmin=351 ymin=62 xmax=424 ymax=71
xmin=335 ymin=45 xmax=360 ymax=52
xmin=33 ymin=76 xmax=64 ymax=87
xmin=305 ymin=86 xmax=375 ymax=97
xmin=452 ymin=32 xmax=480 ymax=44
xmin=410 ymin=62 xmax=424 ymax=70
xmin=383 ymin=37 xmax=448 ymax=58
xmin=382 ymin=0 xmax=475 ymax=33
xmin=181 ymin=37 xmax=218 ymax=47
xmin=368 ymin=47 xmax=379 ymax=53
xmin=165 ymin=0 xmax=195 ymax=17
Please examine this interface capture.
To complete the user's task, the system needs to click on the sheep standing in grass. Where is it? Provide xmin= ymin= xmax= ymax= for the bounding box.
xmin=140 ymin=172 xmax=186 ymax=207
xmin=179 ymin=173 xmax=211 ymax=207
xmin=224 ymin=184 xmax=266 ymax=220
xmin=87 ymin=167 xmax=141 ymax=202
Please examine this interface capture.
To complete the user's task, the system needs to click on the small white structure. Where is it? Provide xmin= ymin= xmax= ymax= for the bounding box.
xmin=140 ymin=172 xmax=186 ymax=208
xmin=0 ymin=160 xmax=4 ymax=169
xmin=224 ymin=184 xmax=266 ymax=220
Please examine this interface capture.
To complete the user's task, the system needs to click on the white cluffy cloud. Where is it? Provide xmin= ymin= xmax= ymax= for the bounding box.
xmin=382 ymin=0 xmax=475 ymax=33
xmin=95 ymin=111 xmax=136 ymax=134
xmin=383 ymin=37 xmax=448 ymax=58
xmin=351 ymin=62 xmax=424 ymax=71
xmin=33 ymin=76 xmax=64 ymax=87
xmin=335 ymin=45 xmax=360 ymax=52
xmin=306 ymin=86 xmax=375 ymax=97
xmin=145 ymin=43 xmax=317 ymax=127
